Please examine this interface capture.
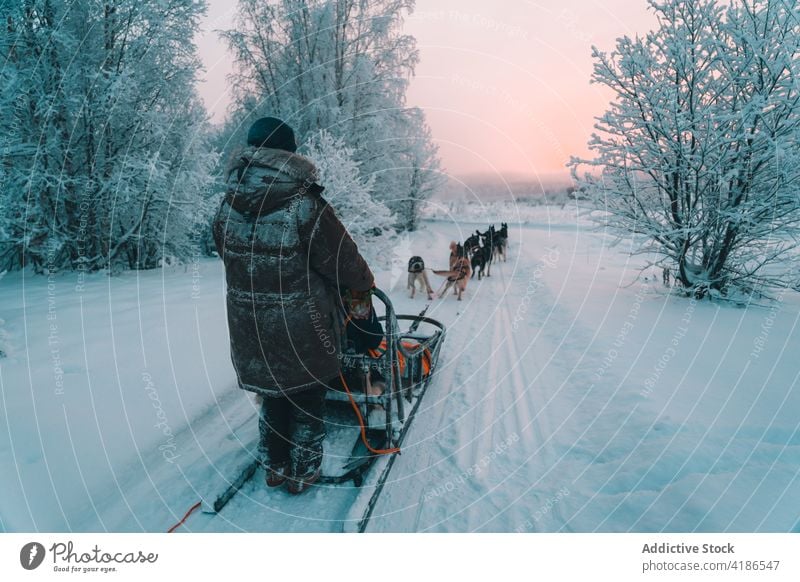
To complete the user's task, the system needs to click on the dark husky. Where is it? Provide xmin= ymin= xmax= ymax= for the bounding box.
xmin=468 ymin=232 xmax=491 ymax=280
xmin=407 ymin=255 xmax=433 ymax=299
xmin=477 ymin=228 xmax=495 ymax=277
xmin=494 ymin=222 xmax=508 ymax=262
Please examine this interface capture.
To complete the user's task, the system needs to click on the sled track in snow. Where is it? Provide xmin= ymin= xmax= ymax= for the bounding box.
xmin=365 ymin=248 xmax=578 ymax=532
xmin=423 ymin=258 xmax=571 ymax=532
xmin=487 ymin=261 xmax=570 ymax=532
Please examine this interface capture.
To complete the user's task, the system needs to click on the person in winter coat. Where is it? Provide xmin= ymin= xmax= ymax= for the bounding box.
xmin=212 ymin=117 xmax=375 ymax=494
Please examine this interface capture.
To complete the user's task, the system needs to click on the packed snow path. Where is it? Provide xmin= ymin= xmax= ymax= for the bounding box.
xmin=2 ymin=217 xmax=799 ymax=532
xmin=368 ymin=222 xmax=800 ymax=532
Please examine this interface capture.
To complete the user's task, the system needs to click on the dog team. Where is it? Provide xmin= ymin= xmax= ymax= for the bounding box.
xmin=407 ymin=223 xmax=509 ymax=302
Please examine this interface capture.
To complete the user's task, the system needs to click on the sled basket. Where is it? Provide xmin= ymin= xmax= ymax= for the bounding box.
xmin=321 ymin=288 xmax=446 ymax=487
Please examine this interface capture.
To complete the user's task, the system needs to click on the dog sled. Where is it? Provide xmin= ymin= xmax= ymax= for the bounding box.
xmin=199 ymin=289 xmax=446 ymax=532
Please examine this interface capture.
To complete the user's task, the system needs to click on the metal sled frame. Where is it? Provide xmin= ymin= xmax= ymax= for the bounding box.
xmin=321 ymin=288 xmax=446 ymax=491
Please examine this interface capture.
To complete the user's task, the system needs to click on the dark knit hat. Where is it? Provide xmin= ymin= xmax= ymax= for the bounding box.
xmin=246 ymin=117 xmax=297 ymax=152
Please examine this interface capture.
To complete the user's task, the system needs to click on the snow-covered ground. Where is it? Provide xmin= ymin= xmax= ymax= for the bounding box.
xmin=2 ymin=211 xmax=799 ymax=532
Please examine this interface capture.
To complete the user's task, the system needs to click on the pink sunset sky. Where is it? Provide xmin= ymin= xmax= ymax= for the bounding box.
xmin=196 ymin=0 xmax=657 ymax=179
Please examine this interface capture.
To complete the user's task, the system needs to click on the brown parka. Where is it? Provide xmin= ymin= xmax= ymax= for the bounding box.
xmin=212 ymin=147 xmax=374 ymax=398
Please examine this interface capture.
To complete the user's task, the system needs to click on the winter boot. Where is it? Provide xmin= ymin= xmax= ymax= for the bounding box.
xmin=287 ymin=438 xmax=323 ymax=495
xmin=265 ymin=463 xmax=289 ymax=488
xmin=286 ymin=466 xmax=321 ymax=495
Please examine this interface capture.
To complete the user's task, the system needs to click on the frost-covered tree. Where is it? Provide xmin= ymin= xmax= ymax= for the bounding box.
xmin=302 ymin=130 xmax=396 ymax=264
xmin=222 ymin=0 xmax=442 ymax=229
xmin=399 ymin=106 xmax=444 ymax=230
xmin=570 ymin=0 xmax=800 ymax=297
xmin=0 ymin=0 xmax=217 ymax=273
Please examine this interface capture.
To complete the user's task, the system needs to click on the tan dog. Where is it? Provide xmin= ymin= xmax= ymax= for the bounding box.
xmin=434 ymin=242 xmax=471 ymax=301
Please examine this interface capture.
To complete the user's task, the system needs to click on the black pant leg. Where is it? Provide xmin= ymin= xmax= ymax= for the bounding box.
xmin=288 ymin=385 xmax=328 ymax=477
xmin=258 ymin=395 xmax=292 ymax=468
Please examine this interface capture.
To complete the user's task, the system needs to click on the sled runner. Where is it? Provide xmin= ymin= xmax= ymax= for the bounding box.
xmin=199 ymin=289 xmax=445 ymax=532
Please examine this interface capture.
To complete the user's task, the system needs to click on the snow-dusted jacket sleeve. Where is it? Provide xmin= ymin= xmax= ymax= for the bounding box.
xmin=301 ymin=197 xmax=375 ymax=292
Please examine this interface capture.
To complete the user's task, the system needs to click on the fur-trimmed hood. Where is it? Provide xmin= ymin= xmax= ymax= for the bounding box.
xmin=224 ymin=147 xmax=323 ymax=214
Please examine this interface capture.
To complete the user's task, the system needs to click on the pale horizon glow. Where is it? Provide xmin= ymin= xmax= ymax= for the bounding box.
xmin=196 ymin=0 xmax=657 ymax=179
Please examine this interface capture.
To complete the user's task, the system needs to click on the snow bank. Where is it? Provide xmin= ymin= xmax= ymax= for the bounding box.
xmin=0 ymin=261 xmax=235 ymax=531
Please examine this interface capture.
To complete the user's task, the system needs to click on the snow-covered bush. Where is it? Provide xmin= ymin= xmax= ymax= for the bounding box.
xmin=303 ymin=130 xmax=397 ymax=266
xmin=570 ymin=0 xmax=800 ymax=297
xmin=0 ymin=0 xmax=215 ymax=273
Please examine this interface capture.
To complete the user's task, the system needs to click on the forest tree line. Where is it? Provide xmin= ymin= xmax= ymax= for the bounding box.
xmin=0 ymin=0 xmax=441 ymax=274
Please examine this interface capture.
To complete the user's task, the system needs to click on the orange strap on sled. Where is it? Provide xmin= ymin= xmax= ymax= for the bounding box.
xmin=369 ymin=339 xmax=405 ymax=371
xmin=420 ymin=347 xmax=432 ymax=376
xmin=369 ymin=339 xmax=431 ymax=377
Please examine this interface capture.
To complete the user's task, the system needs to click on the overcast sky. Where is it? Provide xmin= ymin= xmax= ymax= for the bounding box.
xmin=196 ymin=0 xmax=656 ymax=178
